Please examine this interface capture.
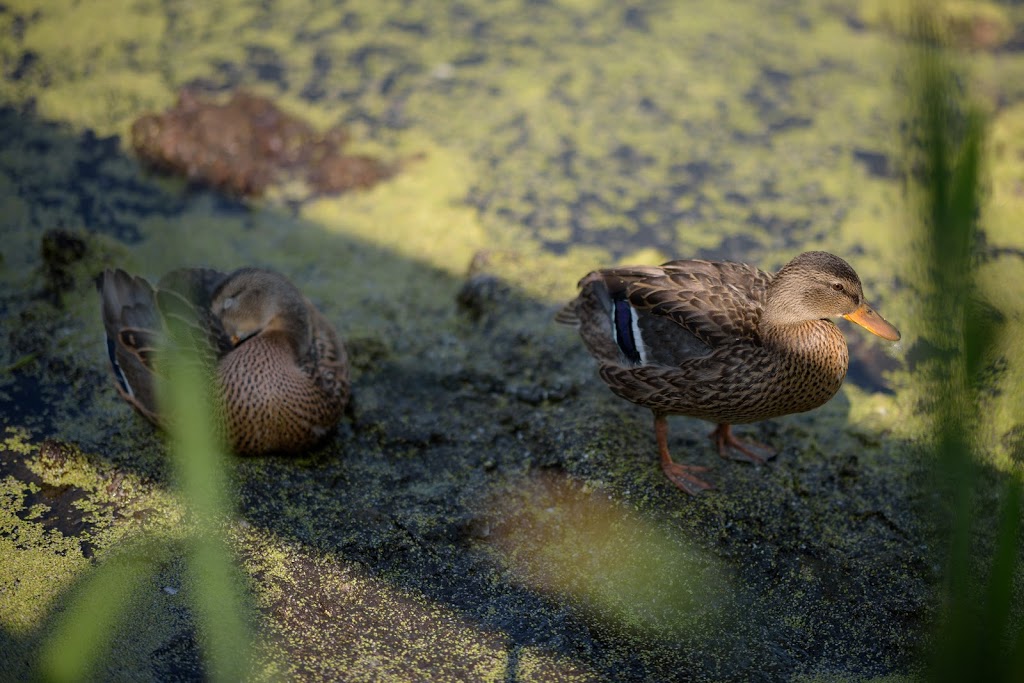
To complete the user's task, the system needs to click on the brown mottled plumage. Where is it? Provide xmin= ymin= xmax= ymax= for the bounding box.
xmin=557 ymin=251 xmax=901 ymax=494
xmin=98 ymin=267 xmax=349 ymax=455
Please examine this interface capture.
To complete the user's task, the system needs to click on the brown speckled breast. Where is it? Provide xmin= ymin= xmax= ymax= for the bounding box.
xmin=217 ymin=330 xmax=348 ymax=455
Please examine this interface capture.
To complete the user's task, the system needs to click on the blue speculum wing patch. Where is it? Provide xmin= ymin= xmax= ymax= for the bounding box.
xmin=613 ymin=298 xmax=642 ymax=365
xmin=106 ymin=337 xmax=131 ymax=395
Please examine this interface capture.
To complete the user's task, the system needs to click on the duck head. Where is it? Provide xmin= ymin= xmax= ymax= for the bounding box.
xmin=763 ymin=251 xmax=900 ymax=341
xmin=210 ymin=268 xmax=313 ymax=353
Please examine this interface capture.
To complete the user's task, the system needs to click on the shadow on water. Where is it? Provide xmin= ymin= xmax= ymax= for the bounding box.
xmin=0 ymin=100 xmax=953 ymax=682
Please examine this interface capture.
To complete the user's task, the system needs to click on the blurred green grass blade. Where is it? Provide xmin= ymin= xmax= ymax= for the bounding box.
xmin=36 ymin=290 xmax=258 ymax=680
xmin=37 ymin=541 xmax=159 ymax=682
xmin=938 ymin=432 xmax=973 ymax=605
xmin=188 ymin=534 xmax=256 ymax=682
xmin=981 ymin=477 xmax=1022 ymax=674
xmin=948 ymin=110 xmax=982 ymax=238
xmin=962 ymin=298 xmax=1000 ymax=384
xmin=907 ymin=5 xmax=1024 ymax=682
xmin=163 ymin=345 xmax=231 ymax=530
xmin=161 ymin=337 xmax=256 ymax=682
xmin=904 ymin=6 xmax=997 ymax=683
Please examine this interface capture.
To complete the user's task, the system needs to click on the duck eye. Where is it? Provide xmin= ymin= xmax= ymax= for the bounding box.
xmin=831 ymin=282 xmax=844 ymax=293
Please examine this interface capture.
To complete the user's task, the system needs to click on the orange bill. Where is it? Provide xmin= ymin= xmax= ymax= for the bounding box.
xmin=843 ymin=303 xmax=901 ymax=341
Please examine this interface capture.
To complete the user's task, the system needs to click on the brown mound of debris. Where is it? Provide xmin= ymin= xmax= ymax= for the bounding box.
xmin=131 ymin=89 xmax=397 ymax=197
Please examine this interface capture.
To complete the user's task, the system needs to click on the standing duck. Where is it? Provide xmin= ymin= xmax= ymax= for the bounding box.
xmin=98 ymin=267 xmax=349 ymax=455
xmin=556 ymin=251 xmax=900 ymax=494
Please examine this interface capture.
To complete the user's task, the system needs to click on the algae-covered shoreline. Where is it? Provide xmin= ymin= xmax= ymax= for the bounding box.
xmin=2 ymin=1 xmax=1023 ymax=680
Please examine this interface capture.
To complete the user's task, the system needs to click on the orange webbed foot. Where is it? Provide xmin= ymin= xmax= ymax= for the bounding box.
xmin=660 ymin=460 xmax=715 ymax=495
xmin=710 ymin=424 xmax=776 ymax=464
xmin=654 ymin=413 xmax=714 ymax=495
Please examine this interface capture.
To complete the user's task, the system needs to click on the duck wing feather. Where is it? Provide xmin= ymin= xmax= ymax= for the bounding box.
xmin=625 ymin=259 xmax=772 ymax=349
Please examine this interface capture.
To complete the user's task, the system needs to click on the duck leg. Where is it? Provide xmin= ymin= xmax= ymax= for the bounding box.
xmin=710 ymin=424 xmax=776 ymax=464
xmin=654 ymin=413 xmax=713 ymax=494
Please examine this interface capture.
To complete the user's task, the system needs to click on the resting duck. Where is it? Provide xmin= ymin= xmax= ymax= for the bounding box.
xmin=557 ymin=251 xmax=900 ymax=494
xmin=98 ymin=267 xmax=349 ymax=455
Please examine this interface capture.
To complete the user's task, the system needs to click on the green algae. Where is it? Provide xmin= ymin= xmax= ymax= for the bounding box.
xmin=0 ymin=468 xmax=90 ymax=635
xmin=39 ymin=538 xmax=161 ymax=682
xmin=0 ymin=0 xmax=1022 ymax=680
xmin=988 ymin=102 xmax=1024 ymax=249
xmin=860 ymin=0 xmax=1014 ymax=50
xmin=238 ymin=539 xmax=513 ymax=682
